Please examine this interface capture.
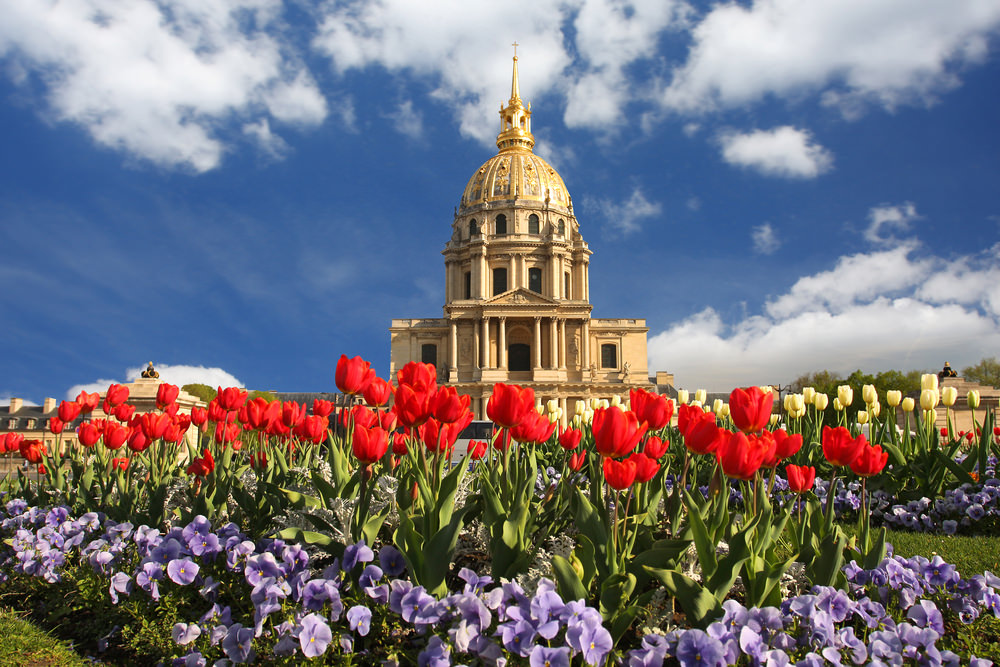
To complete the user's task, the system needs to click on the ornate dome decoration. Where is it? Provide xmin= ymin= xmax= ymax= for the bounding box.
xmin=458 ymin=53 xmax=571 ymax=214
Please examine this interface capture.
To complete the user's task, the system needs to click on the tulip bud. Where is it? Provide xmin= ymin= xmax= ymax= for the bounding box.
xmin=968 ymin=390 xmax=981 ymax=409
xmin=862 ymin=384 xmax=877 ymax=406
xmin=575 ymin=400 xmax=586 ymax=416
xmin=901 ymin=397 xmax=915 ymax=412
xmin=610 ymin=395 xmax=622 ymax=408
xmin=676 ymin=390 xmax=689 ymax=405
xmin=802 ymin=387 xmax=816 ymax=405
xmin=886 ymin=390 xmax=902 ymax=407
xmin=783 ymin=394 xmax=794 ymax=412
xmin=870 ymin=401 xmax=881 ymax=418
xmin=814 ymin=393 xmax=829 ymax=410
xmin=941 ymin=386 xmax=957 ymax=407
xmin=920 ymin=388 xmax=939 ymax=411
xmin=769 ymin=413 xmax=781 ymax=427
xmin=833 ymin=398 xmax=844 ymax=412
xmin=837 ymin=385 xmax=853 ymax=408
xmin=712 ymin=398 xmax=724 ymax=416
xmin=857 ymin=410 xmax=869 ymax=425
xmin=695 ymin=389 xmax=707 ymax=405
xmin=921 ymin=374 xmax=939 ymax=392
xmin=719 ymin=403 xmax=731 ymax=418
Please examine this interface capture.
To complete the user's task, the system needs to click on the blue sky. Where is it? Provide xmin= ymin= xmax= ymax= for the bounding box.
xmin=2 ymin=0 xmax=1000 ymax=400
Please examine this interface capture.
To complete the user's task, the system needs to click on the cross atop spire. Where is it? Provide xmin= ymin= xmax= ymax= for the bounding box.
xmin=497 ymin=49 xmax=533 ymax=152
xmin=509 ymin=45 xmax=521 ymax=104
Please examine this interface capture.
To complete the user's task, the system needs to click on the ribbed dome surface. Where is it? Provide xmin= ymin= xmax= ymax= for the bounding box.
xmin=459 ymin=150 xmax=570 ymax=212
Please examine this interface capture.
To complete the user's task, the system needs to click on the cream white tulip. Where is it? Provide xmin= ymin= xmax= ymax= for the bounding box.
xmin=857 ymin=410 xmax=869 ymax=425
xmin=862 ymin=384 xmax=877 ymax=406
xmin=677 ymin=390 xmax=689 ymax=405
xmin=968 ymin=390 xmax=981 ymax=409
xmin=920 ymin=389 xmax=939 ymax=411
xmin=769 ymin=414 xmax=781 ymax=427
xmin=610 ymin=394 xmax=622 ymax=407
xmin=886 ymin=390 xmax=902 ymax=408
xmin=814 ymin=393 xmax=829 ymax=410
xmin=921 ymin=374 xmax=939 ymax=392
xmin=589 ymin=397 xmax=601 ymax=411
xmin=713 ymin=398 xmax=724 ymax=415
xmin=574 ymin=400 xmax=586 ymax=416
xmin=833 ymin=398 xmax=844 ymax=412
xmin=802 ymin=387 xmax=816 ymax=404
xmin=901 ymin=397 xmax=915 ymax=412
xmin=870 ymin=401 xmax=881 ymax=418
xmin=719 ymin=403 xmax=731 ymax=418
xmin=838 ymin=385 xmax=854 ymax=408
xmin=789 ymin=393 xmax=805 ymax=412
xmin=547 ymin=399 xmax=560 ymax=413
xmin=690 ymin=400 xmax=703 ymax=409
xmin=941 ymin=386 xmax=958 ymax=407
xmin=695 ymin=389 xmax=707 ymax=405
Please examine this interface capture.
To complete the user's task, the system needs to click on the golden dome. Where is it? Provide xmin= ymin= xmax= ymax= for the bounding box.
xmin=458 ymin=53 xmax=572 ymax=213
xmin=459 ymin=151 xmax=571 ymax=212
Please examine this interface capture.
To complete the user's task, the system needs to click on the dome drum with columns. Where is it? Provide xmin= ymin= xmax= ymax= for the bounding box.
xmin=390 ymin=53 xmax=652 ymax=420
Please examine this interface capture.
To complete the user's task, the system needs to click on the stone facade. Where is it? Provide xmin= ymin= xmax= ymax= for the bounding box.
xmin=390 ymin=55 xmax=653 ymax=420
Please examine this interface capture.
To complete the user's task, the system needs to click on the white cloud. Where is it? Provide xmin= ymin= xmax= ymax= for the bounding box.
xmin=66 ymin=364 xmax=243 ymax=400
xmin=588 ymin=187 xmax=662 ymax=236
xmin=0 ymin=0 xmax=327 ymax=171
xmin=865 ymin=202 xmax=919 ymax=243
xmin=648 ymin=240 xmax=1000 ymax=391
xmin=385 ymin=100 xmax=424 ymax=139
xmin=752 ymin=223 xmax=780 ymax=255
xmin=243 ymin=119 xmax=289 ymax=159
xmin=718 ymin=126 xmax=833 ymax=178
xmin=663 ymin=0 xmax=1000 ymax=115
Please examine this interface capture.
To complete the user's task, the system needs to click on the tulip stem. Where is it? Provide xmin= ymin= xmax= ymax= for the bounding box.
xmin=825 ymin=470 xmax=837 ymax=525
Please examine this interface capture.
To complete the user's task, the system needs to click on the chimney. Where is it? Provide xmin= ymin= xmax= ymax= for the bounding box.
xmin=43 ymin=397 xmax=57 ymax=413
xmin=9 ymin=398 xmax=22 ymax=413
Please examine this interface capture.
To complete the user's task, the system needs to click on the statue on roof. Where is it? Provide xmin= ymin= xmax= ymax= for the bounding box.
xmin=938 ymin=362 xmax=958 ymax=379
xmin=141 ymin=362 xmax=160 ymax=379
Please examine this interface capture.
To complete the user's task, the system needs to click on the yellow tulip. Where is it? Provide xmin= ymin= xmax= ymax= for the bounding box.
xmin=802 ymin=386 xmax=816 ymax=404
xmin=814 ymin=393 xmax=829 ymax=410
xmin=833 ymin=398 xmax=844 ymax=412
xmin=941 ymin=387 xmax=957 ymax=407
xmin=901 ymin=397 xmax=915 ymax=412
xmin=575 ymin=400 xmax=586 ymax=416
xmin=920 ymin=389 xmax=939 ymax=411
xmin=712 ymin=398 xmax=724 ymax=415
xmin=862 ymin=384 xmax=877 ymax=405
xmin=921 ymin=373 xmax=939 ymax=392
xmin=677 ymin=389 xmax=689 ymax=405
xmin=546 ymin=399 xmax=560 ymax=413
xmin=838 ymin=385 xmax=854 ymax=408
xmin=870 ymin=401 xmax=881 ymax=418
xmin=695 ymin=389 xmax=707 ymax=405
xmin=886 ymin=390 xmax=902 ymax=407
xmin=857 ymin=410 xmax=869 ymax=425
xmin=719 ymin=403 xmax=731 ymax=418
xmin=968 ymin=390 xmax=981 ymax=409
xmin=769 ymin=414 xmax=781 ymax=427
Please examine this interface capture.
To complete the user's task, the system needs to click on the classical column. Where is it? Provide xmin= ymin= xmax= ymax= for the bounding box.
xmin=479 ymin=252 xmax=488 ymax=298
xmin=548 ymin=317 xmax=558 ymax=369
xmin=473 ymin=319 xmax=480 ymax=368
xmin=583 ymin=262 xmax=590 ymax=301
xmin=558 ymin=318 xmax=567 ymax=369
xmin=533 ymin=316 xmax=542 ymax=370
xmin=498 ymin=316 xmax=507 ymax=370
xmin=481 ymin=316 xmax=491 ymax=369
xmin=449 ymin=320 xmax=458 ymax=370
xmin=509 ymin=254 xmax=516 ymax=290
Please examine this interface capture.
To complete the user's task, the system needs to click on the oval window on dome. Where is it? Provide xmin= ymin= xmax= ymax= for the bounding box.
xmin=528 ymin=214 xmax=539 ymax=234
xmin=495 ymin=214 xmax=507 ymax=235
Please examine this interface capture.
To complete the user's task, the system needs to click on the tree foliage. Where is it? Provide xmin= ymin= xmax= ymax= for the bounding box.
xmin=181 ymin=384 xmax=216 ymax=403
xmin=961 ymin=357 xmax=1000 ymax=388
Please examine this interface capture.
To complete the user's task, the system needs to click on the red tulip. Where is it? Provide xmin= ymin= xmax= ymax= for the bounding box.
xmin=629 ymin=388 xmax=674 ymax=430
xmin=764 ymin=429 xmax=802 ymax=467
xmin=336 ymin=355 xmax=375 ymax=395
xmin=559 ymin=428 xmax=582 ymax=451
xmin=2 ymin=433 xmax=23 ymax=453
xmin=214 ymin=421 xmax=242 ymax=445
xmin=510 ymin=409 xmax=556 ymax=445
xmin=244 ymin=398 xmax=280 ymax=431
xmin=111 ymin=457 xmax=130 ymax=472
xmin=352 ymin=425 xmax=389 ymax=464
xmin=77 ymin=422 xmax=102 ymax=448
xmin=19 ymin=439 xmax=46 ymax=464
xmin=156 ymin=383 xmax=179 ymax=410
xmin=468 ymin=440 xmax=488 ymax=460
xmin=251 ymin=452 xmax=268 ymax=469
xmin=432 ymin=386 xmax=471 ymax=424
xmin=786 ymin=464 xmax=816 ymax=493
xmin=603 ymin=457 xmax=637 ymax=490
xmin=127 ymin=428 xmax=149 ymax=452
xmin=486 ymin=383 xmax=535 ymax=429
xmin=683 ymin=411 xmax=722 ymax=455
xmin=822 ymin=426 xmax=865 ymax=468
xmin=342 ymin=405 xmax=378 ymax=430
xmin=217 ymin=386 xmax=248 ymax=411
xmin=104 ymin=422 xmax=128 ymax=450
xmin=113 ymin=403 xmax=136 ymax=423
xmin=729 ymin=386 xmax=774 ymax=434
xmin=104 ymin=383 xmax=130 ymax=410
xmin=312 ymin=399 xmax=335 ymax=418
xmin=568 ymin=451 xmax=586 ymax=471
xmin=715 ymin=431 xmax=767 ymax=481
xmin=363 ymin=377 xmax=393 ymax=407
xmin=57 ymin=400 xmax=81 ymax=423
xmin=141 ymin=412 xmax=172 ymax=440
xmin=396 ymin=361 xmax=437 ymax=395
xmin=76 ymin=391 xmax=100 ymax=414
xmin=643 ymin=435 xmax=668 ymax=460
xmin=379 ymin=409 xmax=398 ymax=433
xmin=677 ymin=403 xmax=700 ymax=438
xmin=392 ymin=432 xmax=408 ymax=456
xmin=186 ymin=449 xmax=215 ymax=476
xmin=280 ymin=401 xmax=306 ymax=429
xmin=48 ymin=417 xmax=65 ymax=434
xmin=849 ymin=443 xmax=888 ymax=477
xmin=164 ymin=414 xmax=191 ymax=444
xmin=190 ymin=406 xmax=208 ymax=427
xmin=294 ymin=415 xmax=329 ymax=444
xmin=628 ymin=452 xmax=660 ymax=483
xmin=592 ymin=406 xmax=647 ymax=458
xmin=393 ymin=383 xmax=435 ymax=428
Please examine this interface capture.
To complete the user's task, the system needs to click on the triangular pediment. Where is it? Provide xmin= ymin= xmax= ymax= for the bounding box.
xmin=483 ymin=288 xmax=558 ymax=306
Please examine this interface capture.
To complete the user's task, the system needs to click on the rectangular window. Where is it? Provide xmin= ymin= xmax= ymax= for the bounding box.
xmin=464 ymin=272 xmax=472 ymax=299
xmin=600 ymin=343 xmax=618 ymax=369
xmin=492 ymin=268 xmax=507 ymax=295
xmin=421 ymin=344 xmax=437 ymax=366
xmin=564 ymin=272 xmax=570 ymax=299
xmin=528 ymin=267 xmax=542 ymax=294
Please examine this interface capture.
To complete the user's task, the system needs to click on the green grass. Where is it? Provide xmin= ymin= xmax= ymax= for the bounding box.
xmin=884 ymin=528 xmax=1000 ymax=578
xmin=0 ymin=608 xmax=95 ymax=667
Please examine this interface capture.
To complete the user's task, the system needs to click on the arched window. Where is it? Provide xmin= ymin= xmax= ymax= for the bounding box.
xmin=469 ymin=219 xmax=478 ymax=236
xmin=421 ymin=344 xmax=437 ymax=367
xmin=557 ymin=219 xmax=565 ymax=235
xmin=509 ymin=343 xmax=531 ymax=371
xmin=492 ymin=267 xmax=508 ymax=295
xmin=495 ymin=214 xmax=507 ymax=235
xmin=528 ymin=267 xmax=542 ymax=294
xmin=528 ymin=213 xmax=539 ymax=234
xmin=600 ymin=344 xmax=618 ymax=369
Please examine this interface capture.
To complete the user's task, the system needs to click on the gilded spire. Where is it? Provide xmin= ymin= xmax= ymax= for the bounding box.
xmin=497 ymin=46 xmax=534 ymax=153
